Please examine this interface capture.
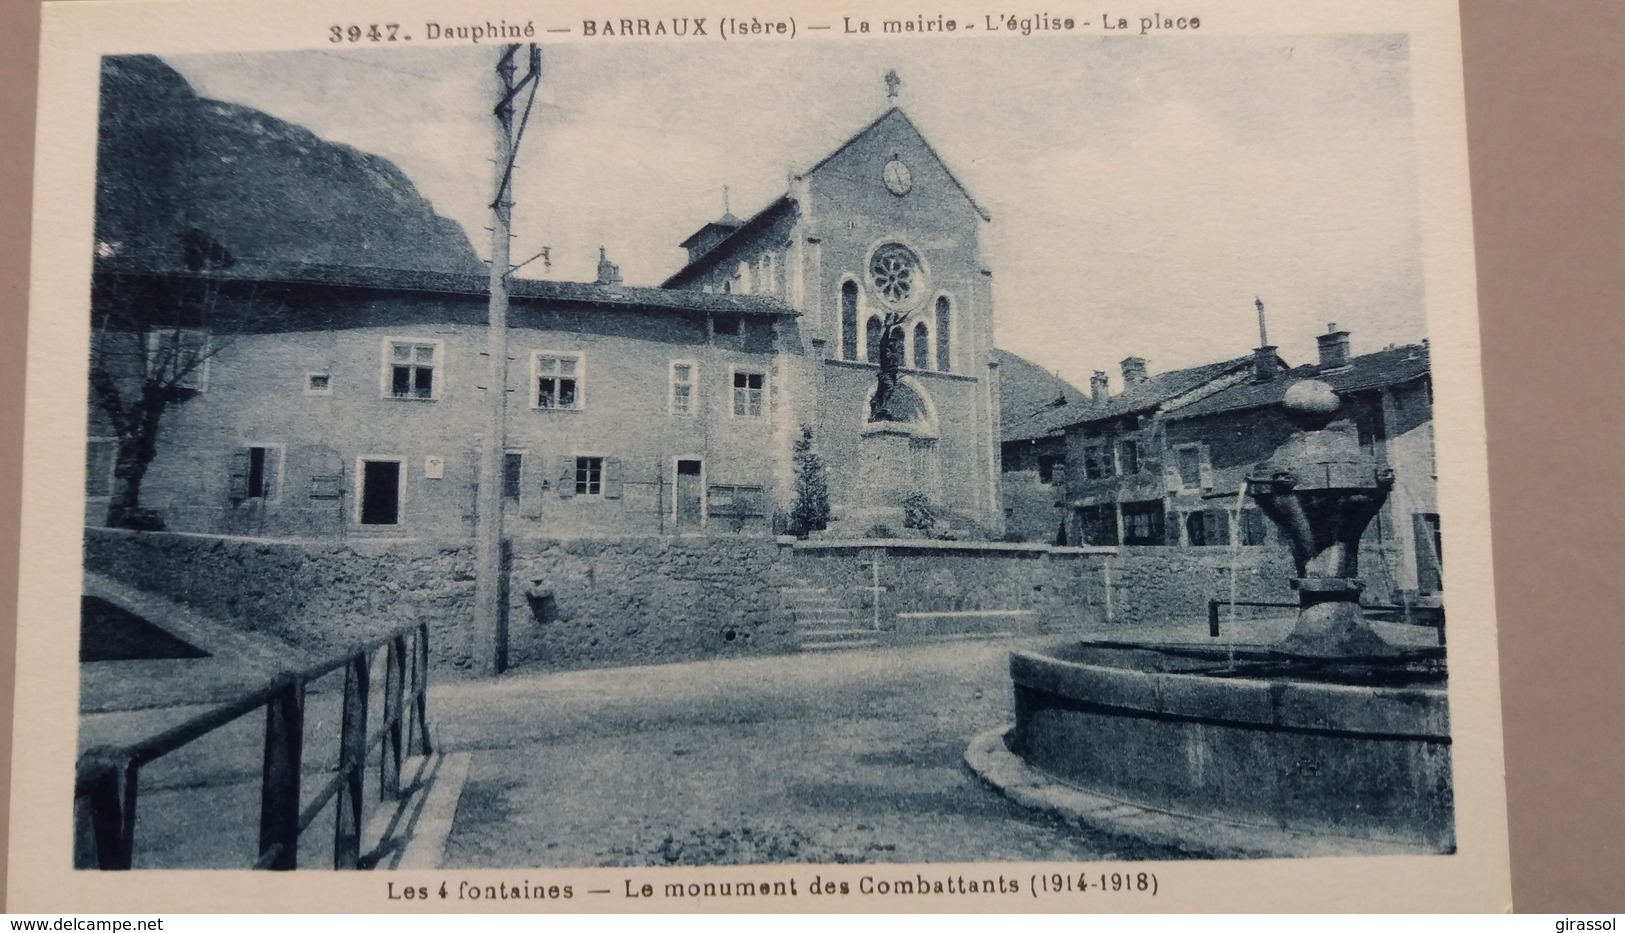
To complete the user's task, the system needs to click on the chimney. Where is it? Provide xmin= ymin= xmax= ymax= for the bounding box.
xmin=1253 ymin=345 xmax=1278 ymax=383
xmin=595 ymin=246 xmax=622 ymax=286
xmin=1317 ymin=323 xmax=1351 ymax=370
xmin=1120 ymin=357 xmax=1149 ymax=386
xmin=1090 ymin=370 xmax=1109 ymax=404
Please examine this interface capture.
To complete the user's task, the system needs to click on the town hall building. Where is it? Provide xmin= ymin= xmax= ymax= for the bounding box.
xmin=86 ymin=58 xmax=1004 ymax=541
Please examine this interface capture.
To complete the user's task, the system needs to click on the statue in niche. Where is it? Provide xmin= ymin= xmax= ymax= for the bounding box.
xmin=869 ymin=311 xmax=910 ymax=422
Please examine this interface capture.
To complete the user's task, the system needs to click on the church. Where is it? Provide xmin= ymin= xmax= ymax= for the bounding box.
xmin=85 ymin=59 xmax=1004 ymax=541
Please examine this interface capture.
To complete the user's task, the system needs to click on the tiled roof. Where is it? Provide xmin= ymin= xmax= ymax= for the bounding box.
xmin=1081 ymin=356 xmax=1257 ymax=422
xmin=661 ymin=197 xmax=798 ymax=288
xmin=996 ymin=349 xmax=1090 ymax=442
xmin=677 ymin=211 xmax=744 ymax=249
xmin=998 ymin=352 xmax=1265 ymax=441
xmin=1169 ymin=344 xmax=1430 ymax=420
xmin=96 ymin=260 xmax=801 ymax=318
xmin=1019 ymin=356 xmax=1261 ymax=437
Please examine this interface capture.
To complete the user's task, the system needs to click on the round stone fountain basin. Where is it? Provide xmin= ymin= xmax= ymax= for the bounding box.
xmin=1009 ymin=641 xmax=1454 ymax=852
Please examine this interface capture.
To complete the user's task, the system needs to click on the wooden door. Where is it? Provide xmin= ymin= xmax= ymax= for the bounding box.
xmin=360 ymin=460 xmax=401 ymax=525
xmin=675 ymin=460 xmax=703 ymax=531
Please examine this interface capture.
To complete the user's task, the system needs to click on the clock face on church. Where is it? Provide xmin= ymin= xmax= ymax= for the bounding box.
xmin=883 ymin=158 xmax=912 ymax=196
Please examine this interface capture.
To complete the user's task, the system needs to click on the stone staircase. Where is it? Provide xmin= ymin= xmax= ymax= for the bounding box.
xmin=782 ymin=586 xmax=880 ymax=652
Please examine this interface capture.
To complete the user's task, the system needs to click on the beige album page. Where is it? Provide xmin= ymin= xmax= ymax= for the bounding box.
xmin=10 ymin=0 xmax=1509 ymax=912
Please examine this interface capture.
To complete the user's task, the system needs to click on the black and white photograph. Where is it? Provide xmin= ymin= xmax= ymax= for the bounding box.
xmin=12 ymin=0 xmax=1509 ymax=912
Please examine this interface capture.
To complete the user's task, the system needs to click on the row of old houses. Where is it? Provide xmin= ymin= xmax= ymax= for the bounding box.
xmin=999 ymin=327 xmax=1442 ymax=602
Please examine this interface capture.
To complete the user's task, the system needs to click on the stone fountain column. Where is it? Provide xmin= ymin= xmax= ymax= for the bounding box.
xmin=1247 ymin=380 xmax=1400 ymax=658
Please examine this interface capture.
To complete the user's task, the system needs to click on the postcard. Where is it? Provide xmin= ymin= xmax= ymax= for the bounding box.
xmin=10 ymin=0 xmax=1510 ymax=912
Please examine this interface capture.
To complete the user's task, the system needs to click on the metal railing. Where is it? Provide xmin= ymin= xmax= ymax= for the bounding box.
xmin=1206 ymin=599 xmax=1445 ymax=644
xmin=74 ymin=621 xmax=433 ymax=870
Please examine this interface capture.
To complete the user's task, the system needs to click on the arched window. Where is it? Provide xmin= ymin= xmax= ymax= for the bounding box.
xmin=935 ymin=296 xmax=952 ymax=372
xmin=913 ymin=321 xmax=930 ymax=369
xmin=865 ymin=315 xmax=884 ymax=363
xmin=840 ymin=281 xmax=859 ymax=360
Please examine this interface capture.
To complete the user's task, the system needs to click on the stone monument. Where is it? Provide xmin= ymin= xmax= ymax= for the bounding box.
xmin=852 ymin=316 xmax=913 ymax=533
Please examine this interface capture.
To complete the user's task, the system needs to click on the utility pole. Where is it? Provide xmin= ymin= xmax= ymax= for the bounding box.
xmin=474 ymin=44 xmax=541 ymax=677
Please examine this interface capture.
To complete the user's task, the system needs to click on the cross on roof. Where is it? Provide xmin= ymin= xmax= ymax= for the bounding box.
xmin=885 ymin=69 xmax=902 ymax=101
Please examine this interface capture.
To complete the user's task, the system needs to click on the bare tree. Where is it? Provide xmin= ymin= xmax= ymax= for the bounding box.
xmin=89 ymin=232 xmax=259 ymax=529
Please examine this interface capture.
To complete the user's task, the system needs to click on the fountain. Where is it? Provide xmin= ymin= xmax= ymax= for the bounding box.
xmin=1247 ymin=379 xmax=1401 ymax=658
xmin=987 ymin=380 xmax=1453 ymax=854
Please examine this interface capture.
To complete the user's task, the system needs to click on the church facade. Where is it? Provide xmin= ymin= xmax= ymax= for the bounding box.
xmin=86 ymin=103 xmax=1004 ymax=540
xmin=663 ymin=106 xmax=1002 ymax=534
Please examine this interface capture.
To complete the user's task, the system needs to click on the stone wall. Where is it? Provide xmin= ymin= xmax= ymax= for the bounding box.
xmin=83 ymin=528 xmax=797 ymax=676
xmin=84 ymin=528 xmax=479 ymax=670
xmin=504 ymin=536 xmax=795 ymax=670
xmin=781 ymin=541 xmax=1293 ymax=633
xmin=1101 ymin=545 xmax=1298 ymax=626
xmin=84 ymin=528 xmax=1303 ymax=680
xmin=784 ymin=541 xmax=1109 ymax=632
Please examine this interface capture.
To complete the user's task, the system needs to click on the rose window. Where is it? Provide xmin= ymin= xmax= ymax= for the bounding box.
xmin=869 ymin=244 xmax=921 ymax=308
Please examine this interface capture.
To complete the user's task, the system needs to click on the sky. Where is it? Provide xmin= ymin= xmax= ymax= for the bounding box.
xmin=170 ymin=35 xmax=1426 ymax=391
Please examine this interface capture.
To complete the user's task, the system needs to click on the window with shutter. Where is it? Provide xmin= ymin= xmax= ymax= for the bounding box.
xmin=1240 ymin=509 xmax=1269 ymax=546
xmin=1185 ymin=509 xmax=1230 ymax=546
xmin=503 ymin=452 xmax=523 ymax=501
xmin=1084 ymin=443 xmax=1113 ymax=480
xmin=516 ymin=448 xmax=545 ymax=518
xmin=1118 ymin=439 xmax=1140 ymax=475
xmin=228 ymin=448 xmax=251 ymax=500
xmin=556 ymin=456 xmax=576 ymax=498
xmin=1176 ymin=446 xmax=1202 ymax=489
xmin=1122 ymin=501 xmax=1165 ymax=545
xmin=222 ymin=445 xmax=283 ymax=502
xmin=1076 ymin=505 xmax=1119 ymax=546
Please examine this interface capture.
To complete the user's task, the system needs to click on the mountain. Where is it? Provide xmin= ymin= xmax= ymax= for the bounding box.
xmin=94 ymin=55 xmax=482 ymax=274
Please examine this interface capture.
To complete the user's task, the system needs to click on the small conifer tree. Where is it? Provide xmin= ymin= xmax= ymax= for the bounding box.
xmin=902 ymin=491 xmax=937 ymax=533
xmin=790 ymin=425 xmax=832 ymax=537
